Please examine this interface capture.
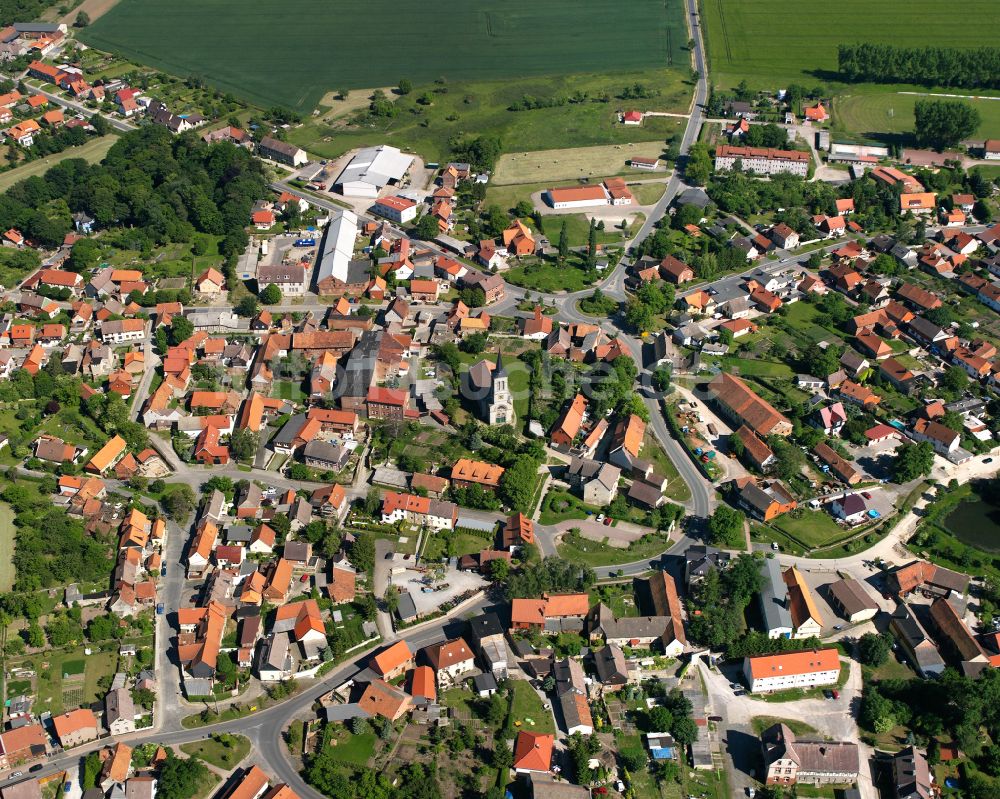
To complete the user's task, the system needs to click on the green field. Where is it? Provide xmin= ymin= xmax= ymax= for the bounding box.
xmin=83 ymin=0 xmax=688 ymax=112
xmin=180 ymin=735 xmax=251 ymax=769
xmin=702 ymin=0 xmax=1000 ymax=89
xmin=0 ymin=502 xmax=13 ymax=592
xmin=834 ymin=90 xmax=1000 ymax=140
xmin=0 ymin=136 xmax=117 ymax=193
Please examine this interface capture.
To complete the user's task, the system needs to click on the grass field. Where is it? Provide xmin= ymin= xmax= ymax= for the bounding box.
xmin=83 ymin=0 xmax=688 ymax=112
xmin=289 ymin=70 xmax=690 ymax=162
xmin=0 ymin=502 xmax=14 ymax=592
xmin=0 ymin=135 xmax=117 ymax=193
xmin=509 ymin=680 xmax=555 ymax=735
xmin=180 ymin=735 xmax=251 ymax=770
xmin=834 ymin=90 xmax=1000 ymax=140
xmin=702 ymin=0 xmax=1000 ymax=89
xmin=772 ymin=510 xmax=845 ymax=548
xmin=493 ymin=142 xmax=671 ymax=185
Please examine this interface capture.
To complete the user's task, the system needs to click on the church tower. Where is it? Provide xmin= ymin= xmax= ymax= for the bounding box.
xmin=488 ymin=349 xmax=514 ymax=426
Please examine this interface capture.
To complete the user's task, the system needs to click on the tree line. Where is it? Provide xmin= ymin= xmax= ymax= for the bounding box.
xmin=838 ymin=42 xmax=1000 ymax=90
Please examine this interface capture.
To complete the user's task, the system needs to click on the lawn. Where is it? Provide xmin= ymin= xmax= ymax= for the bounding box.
xmin=180 ymin=735 xmax=251 ymax=770
xmin=509 ymin=680 xmax=555 ymax=735
xmin=422 ymin=530 xmax=489 ymax=561
xmin=834 ymin=89 xmax=1000 ymax=141
xmin=750 ymin=716 xmax=818 ymax=736
xmin=83 ymin=0 xmax=688 ymax=113
xmin=505 ymin=258 xmax=602 ymax=293
xmin=771 ymin=509 xmax=846 ymax=549
xmin=19 ymin=648 xmax=118 ymax=715
xmin=702 ymin=0 xmax=1000 ymax=89
xmin=558 ymin=529 xmax=671 ymax=568
xmin=0 ymin=502 xmax=14 ymax=592
xmin=538 ymin=489 xmax=601 ymax=525
xmin=0 ymin=135 xmax=118 ymax=193
xmin=493 ymin=141 xmax=672 ymax=185
xmin=630 ymin=182 xmax=668 ymax=205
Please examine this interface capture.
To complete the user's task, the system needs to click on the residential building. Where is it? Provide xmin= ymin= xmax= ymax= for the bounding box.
xmin=510 ymin=593 xmax=590 ymax=634
xmin=890 ymin=604 xmax=946 ymax=678
xmin=708 ymin=373 xmax=792 ymax=436
xmin=513 ymin=732 xmax=553 ymax=774
xmin=370 ymin=640 xmax=414 ymax=680
xmin=758 ymin=557 xmax=793 ymax=639
xmin=105 ymin=687 xmax=135 ymax=735
xmin=783 ymin=566 xmax=824 ymax=639
xmin=714 ymin=145 xmax=810 ymax=177
xmin=257 ymin=137 xmax=306 ymax=167
xmin=732 ymin=477 xmax=797 ymax=522
xmin=52 ymin=708 xmax=99 ymax=748
xmin=826 ymin=577 xmax=879 ymax=623
xmin=743 ymin=648 xmax=840 ymax=693
xmin=891 ymin=746 xmax=932 ymax=799
xmin=423 ymin=638 xmax=475 ymax=687
xmin=760 ymin=723 xmax=859 ymax=786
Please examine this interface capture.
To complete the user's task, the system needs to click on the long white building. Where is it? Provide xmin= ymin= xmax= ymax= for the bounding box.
xmin=715 ymin=145 xmax=810 ymax=177
xmin=743 ymin=648 xmax=840 ymax=693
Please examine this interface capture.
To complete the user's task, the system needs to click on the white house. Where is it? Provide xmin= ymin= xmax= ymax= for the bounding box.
xmin=425 ymin=638 xmax=476 ymax=688
xmin=743 ymin=648 xmax=840 ymax=693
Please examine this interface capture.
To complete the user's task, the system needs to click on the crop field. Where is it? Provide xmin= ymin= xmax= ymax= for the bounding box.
xmin=833 ymin=90 xmax=1000 ymax=140
xmin=82 ymin=0 xmax=688 ymax=112
xmin=494 ymin=142 xmax=672 ymax=185
xmin=702 ymin=0 xmax=1000 ymax=89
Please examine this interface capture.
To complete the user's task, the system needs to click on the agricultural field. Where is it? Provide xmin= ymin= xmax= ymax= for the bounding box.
xmin=82 ymin=0 xmax=689 ymax=112
xmin=833 ymin=90 xmax=1000 ymax=140
xmin=702 ymin=0 xmax=1000 ymax=89
xmin=493 ymin=142 xmax=672 ymax=185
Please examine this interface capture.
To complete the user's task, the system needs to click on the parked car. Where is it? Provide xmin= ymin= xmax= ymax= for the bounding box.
xmin=160 ymin=566 xmax=166 ymax=576
xmin=603 ymin=516 xmax=613 ymax=526
xmin=11 ymin=772 xmax=22 ymax=778
xmin=831 ymin=689 xmax=840 ymax=699
xmin=823 ymin=690 xmax=834 ymax=700
xmin=156 ymin=603 xmax=164 ymax=615
xmin=595 ymin=514 xmax=606 ymax=524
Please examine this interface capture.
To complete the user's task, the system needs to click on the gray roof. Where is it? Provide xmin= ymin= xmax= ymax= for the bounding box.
xmin=336 ymin=145 xmax=412 ymax=190
xmin=827 ymin=577 xmax=878 ymax=617
xmin=314 ymin=210 xmax=360 ymax=286
xmin=272 ymin=414 xmax=307 ymax=448
xmin=323 ymin=703 xmax=371 ymax=722
xmin=396 ymin=591 xmax=418 ymax=620
xmin=303 ymin=439 xmax=348 ymax=465
xmin=472 ymin=673 xmax=498 ymax=693
xmin=593 ymin=644 xmax=628 ymax=683
xmin=759 ymin=557 xmax=793 ymax=633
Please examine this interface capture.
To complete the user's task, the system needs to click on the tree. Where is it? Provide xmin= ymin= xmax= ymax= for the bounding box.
xmin=647 ymin=706 xmax=674 ymax=732
xmin=229 ymin=429 xmax=259 ymax=462
xmin=940 ymin=365 xmax=969 ymax=394
xmin=772 ymin=438 xmax=805 ymax=482
xmin=416 ymin=214 xmax=440 ymax=240
xmin=685 ymin=142 xmax=713 ymax=186
xmin=487 ymin=557 xmax=510 ymax=582
xmin=169 ymin=316 xmax=194 ymax=345
xmin=893 ymin=441 xmax=935 ymax=483
xmin=235 ymin=296 xmax=259 ymax=318
xmin=162 ymin=485 xmax=196 ymax=522
xmin=671 ymin=716 xmax=698 ymax=746
xmin=708 ymin=505 xmax=745 ymax=547
xmin=397 ymin=78 xmax=412 ymax=95
xmin=558 ymin=220 xmax=569 ymax=260
xmin=914 ymin=99 xmax=982 ymax=151
xmin=158 ymin=754 xmax=209 ymax=799
xmin=74 ymin=10 xmax=90 ymax=26
xmin=259 ymin=284 xmax=282 ymax=305
xmin=499 ymin=456 xmax=539 ymax=512
xmin=491 ymin=739 xmax=512 ymax=770
xmin=858 ymin=632 xmax=891 ymax=667
xmin=485 ymin=692 xmax=507 ymax=726
xmin=349 ymin=535 xmax=376 ymax=573
xmin=859 ymin=688 xmax=895 ymax=734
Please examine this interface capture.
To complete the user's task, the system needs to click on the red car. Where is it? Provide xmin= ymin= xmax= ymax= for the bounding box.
xmin=603 ymin=517 xmax=613 ymax=526
xmin=831 ymin=689 xmax=840 ymax=699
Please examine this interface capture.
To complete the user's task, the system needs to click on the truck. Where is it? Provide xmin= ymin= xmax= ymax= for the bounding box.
xmin=294 ymin=238 xmax=316 ymax=247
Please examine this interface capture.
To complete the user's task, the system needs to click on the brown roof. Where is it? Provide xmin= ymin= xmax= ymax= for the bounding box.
xmin=358 ymin=679 xmax=411 ymax=720
xmin=929 ymin=598 xmax=985 ymax=663
xmin=827 ymin=577 xmax=878 ymax=617
xmin=709 ymin=373 xmax=790 ymax=435
xmin=451 ymin=458 xmax=504 ymax=487
xmin=424 ymin=638 xmax=474 ymax=671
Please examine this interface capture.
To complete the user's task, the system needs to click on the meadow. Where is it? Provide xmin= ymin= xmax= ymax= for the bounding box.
xmin=82 ymin=0 xmax=688 ymax=112
xmin=833 ymin=90 xmax=1000 ymax=140
xmin=288 ymin=70 xmax=691 ymax=163
xmin=702 ymin=0 xmax=1000 ymax=90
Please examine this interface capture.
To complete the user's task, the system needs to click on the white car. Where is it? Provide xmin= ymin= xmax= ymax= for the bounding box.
xmin=595 ymin=514 xmax=606 ymax=524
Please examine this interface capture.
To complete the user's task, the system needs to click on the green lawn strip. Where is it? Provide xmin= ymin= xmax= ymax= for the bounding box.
xmin=770 ymin=510 xmax=847 ymax=549
xmin=750 ymin=663 xmax=850 ymax=703
xmin=0 ymin=501 xmax=15 ymax=592
xmin=557 ymin=529 xmax=671 ymax=568
xmin=179 ymin=735 xmax=251 ymax=769
xmin=509 ymin=680 xmax=555 ymax=735
xmin=750 ymin=716 xmax=819 ymax=736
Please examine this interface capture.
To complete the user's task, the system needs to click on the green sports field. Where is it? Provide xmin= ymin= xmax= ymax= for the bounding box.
xmin=81 ymin=0 xmax=688 ymax=112
xmin=702 ymin=0 xmax=1000 ymax=89
xmin=834 ymin=90 xmax=1000 ymax=140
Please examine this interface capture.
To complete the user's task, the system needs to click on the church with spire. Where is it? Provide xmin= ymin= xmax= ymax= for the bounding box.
xmin=467 ymin=350 xmax=514 ymax=426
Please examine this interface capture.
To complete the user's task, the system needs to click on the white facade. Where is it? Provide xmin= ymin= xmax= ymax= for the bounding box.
xmin=372 ymin=198 xmax=417 ymax=224
xmin=336 ymin=145 xmax=413 ymax=197
xmin=744 ymin=662 xmax=839 ymax=693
